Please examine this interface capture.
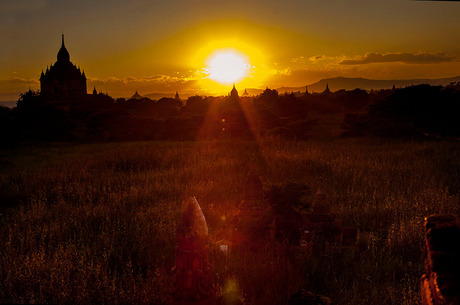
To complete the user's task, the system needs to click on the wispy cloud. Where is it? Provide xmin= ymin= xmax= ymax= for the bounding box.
xmin=0 ymin=77 xmax=39 ymax=96
xmin=86 ymin=74 xmax=202 ymax=97
xmin=88 ymin=74 xmax=198 ymax=86
xmin=0 ymin=77 xmax=38 ymax=85
xmin=339 ymin=52 xmax=455 ymax=65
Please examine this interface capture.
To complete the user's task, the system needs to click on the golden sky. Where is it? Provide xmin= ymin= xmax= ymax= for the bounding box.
xmin=1 ymin=0 xmax=460 ymax=100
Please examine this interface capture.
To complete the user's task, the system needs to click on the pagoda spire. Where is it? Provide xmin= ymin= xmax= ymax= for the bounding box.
xmin=230 ymin=83 xmax=239 ymax=99
xmin=57 ymin=33 xmax=70 ymax=62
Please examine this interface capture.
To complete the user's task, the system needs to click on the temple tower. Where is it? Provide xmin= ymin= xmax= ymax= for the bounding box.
xmin=232 ymin=171 xmax=274 ymax=247
xmin=40 ymin=35 xmax=87 ymax=98
xmin=131 ymin=90 xmax=142 ymax=100
xmin=303 ymin=188 xmax=341 ymax=252
xmin=229 ymin=84 xmax=239 ymax=99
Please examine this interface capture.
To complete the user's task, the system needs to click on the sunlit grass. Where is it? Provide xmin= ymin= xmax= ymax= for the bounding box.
xmin=0 ymin=139 xmax=458 ymax=304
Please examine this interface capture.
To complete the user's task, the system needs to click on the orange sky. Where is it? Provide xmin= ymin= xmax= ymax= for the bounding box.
xmin=1 ymin=0 xmax=460 ymax=101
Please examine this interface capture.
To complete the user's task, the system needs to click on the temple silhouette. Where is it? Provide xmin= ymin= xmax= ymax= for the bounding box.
xmin=40 ymin=35 xmax=87 ymax=98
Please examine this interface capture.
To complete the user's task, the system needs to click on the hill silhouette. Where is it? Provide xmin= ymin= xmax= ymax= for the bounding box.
xmin=138 ymin=75 xmax=460 ymax=99
xmin=276 ymin=75 xmax=460 ymax=93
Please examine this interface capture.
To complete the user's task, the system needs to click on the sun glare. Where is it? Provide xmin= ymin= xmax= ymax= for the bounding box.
xmin=206 ymin=50 xmax=250 ymax=84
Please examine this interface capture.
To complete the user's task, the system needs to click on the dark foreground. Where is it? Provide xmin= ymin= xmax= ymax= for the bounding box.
xmin=0 ymin=139 xmax=458 ymax=304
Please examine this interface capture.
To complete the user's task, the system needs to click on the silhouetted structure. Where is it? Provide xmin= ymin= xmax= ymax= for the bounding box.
xmin=302 ymin=188 xmax=342 ymax=253
xmin=92 ymin=86 xmax=97 ymax=95
xmin=131 ymin=90 xmax=142 ymax=100
xmin=40 ymin=35 xmax=87 ymax=98
xmin=171 ymin=197 xmax=216 ymax=305
xmin=305 ymin=85 xmax=309 ymax=95
xmin=175 ymin=91 xmax=181 ymax=100
xmin=322 ymin=84 xmax=330 ymax=94
xmin=232 ymin=171 xmax=275 ymax=248
xmin=230 ymin=84 xmax=239 ymax=99
xmin=242 ymin=88 xmax=249 ymax=97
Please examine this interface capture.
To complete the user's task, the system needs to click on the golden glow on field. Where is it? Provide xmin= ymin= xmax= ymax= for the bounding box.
xmin=206 ymin=50 xmax=250 ymax=84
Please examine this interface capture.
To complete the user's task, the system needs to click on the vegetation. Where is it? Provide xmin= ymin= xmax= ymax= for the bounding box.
xmin=4 ymin=83 xmax=457 ymax=145
xmin=0 ymin=138 xmax=458 ymax=304
xmin=342 ymin=84 xmax=460 ymax=138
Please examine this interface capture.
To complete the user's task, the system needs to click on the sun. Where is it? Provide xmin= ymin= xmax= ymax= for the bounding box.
xmin=206 ymin=50 xmax=250 ymax=84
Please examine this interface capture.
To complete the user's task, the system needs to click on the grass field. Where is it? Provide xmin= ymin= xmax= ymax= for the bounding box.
xmin=0 ymin=138 xmax=458 ymax=304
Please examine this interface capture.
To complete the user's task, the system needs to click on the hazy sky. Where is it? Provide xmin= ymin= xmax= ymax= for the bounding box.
xmin=1 ymin=0 xmax=460 ymax=100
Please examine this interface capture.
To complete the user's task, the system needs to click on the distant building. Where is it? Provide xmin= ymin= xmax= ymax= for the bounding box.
xmin=174 ymin=91 xmax=180 ymax=100
xmin=232 ymin=171 xmax=275 ymax=247
xmin=131 ymin=90 xmax=142 ymax=100
xmin=230 ymin=83 xmax=239 ymax=99
xmin=322 ymin=84 xmax=331 ymax=94
xmin=242 ymin=88 xmax=249 ymax=96
xmin=301 ymin=187 xmax=358 ymax=253
xmin=40 ymin=35 xmax=87 ymax=98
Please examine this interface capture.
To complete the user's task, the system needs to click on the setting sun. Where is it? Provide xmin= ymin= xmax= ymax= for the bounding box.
xmin=206 ymin=50 xmax=250 ymax=84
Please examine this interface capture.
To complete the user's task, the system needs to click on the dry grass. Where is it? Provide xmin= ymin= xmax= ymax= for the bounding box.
xmin=0 ymin=138 xmax=458 ymax=304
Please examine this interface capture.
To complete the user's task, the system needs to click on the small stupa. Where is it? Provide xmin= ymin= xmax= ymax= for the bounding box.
xmin=303 ymin=188 xmax=342 ymax=252
xmin=171 ymin=197 xmax=216 ymax=305
xmin=131 ymin=90 xmax=142 ymax=100
xmin=232 ymin=171 xmax=274 ymax=247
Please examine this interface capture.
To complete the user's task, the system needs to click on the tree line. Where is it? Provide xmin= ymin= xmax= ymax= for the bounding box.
xmin=0 ymin=83 xmax=458 ymax=146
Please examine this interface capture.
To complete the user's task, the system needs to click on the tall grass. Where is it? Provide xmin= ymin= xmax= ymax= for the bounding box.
xmin=0 ymin=139 xmax=458 ymax=304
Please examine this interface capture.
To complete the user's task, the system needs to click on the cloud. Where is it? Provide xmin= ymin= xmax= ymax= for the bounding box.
xmin=85 ymin=74 xmax=202 ymax=97
xmin=0 ymin=77 xmax=39 ymax=95
xmin=88 ymin=74 xmax=198 ymax=87
xmin=340 ymin=52 xmax=455 ymax=65
xmin=0 ymin=77 xmax=38 ymax=85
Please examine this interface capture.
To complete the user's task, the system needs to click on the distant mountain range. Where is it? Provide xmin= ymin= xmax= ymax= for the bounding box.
xmin=141 ymin=76 xmax=460 ymax=99
xmin=4 ymin=76 xmax=458 ymax=107
xmin=277 ymin=76 xmax=460 ymax=94
xmin=143 ymin=92 xmax=177 ymax=100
